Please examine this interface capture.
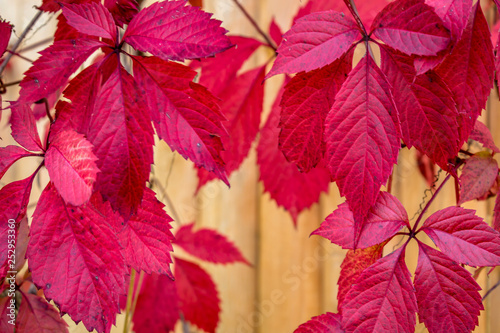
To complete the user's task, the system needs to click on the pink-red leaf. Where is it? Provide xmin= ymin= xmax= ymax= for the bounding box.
xmin=371 ymin=0 xmax=450 ymax=56
xmin=266 ymin=10 xmax=361 ymax=78
xmin=175 ymin=258 xmax=220 ymax=333
xmin=269 ymin=18 xmax=283 ymax=46
xmin=425 ymin=0 xmax=472 ymax=40
xmin=0 ymin=295 xmax=15 ymax=333
xmin=27 ymin=184 xmax=127 ymax=333
xmin=175 ymin=223 xmax=249 ymax=265
xmin=133 ymin=57 xmax=227 ymax=183
xmin=45 ymin=129 xmax=99 ymax=206
xmin=421 ymin=206 xmax=500 ymax=266
xmin=294 ymin=312 xmax=344 ymax=333
xmin=312 ymin=192 xmax=408 ymax=249
xmin=116 ymin=188 xmax=174 ymax=275
xmin=494 ymin=193 xmax=500 ymax=232
xmin=279 ymin=49 xmax=353 ymax=172
xmin=39 ymin=0 xmax=97 ymax=12
xmin=123 ymin=0 xmax=232 ymax=61
xmin=103 ymin=0 xmax=138 ymax=27
xmin=10 ymin=103 xmax=44 ymax=152
xmin=18 ymin=39 xmax=104 ymax=105
xmin=257 ymin=83 xmax=330 ymax=224
xmin=458 ymin=152 xmax=499 ymax=205
xmin=0 ymin=146 xmax=35 ymax=180
xmin=341 ymin=246 xmax=417 ymax=333
xmin=325 ymin=55 xmax=400 ymax=221
xmin=62 ymin=2 xmax=117 ymax=42
xmin=470 ymin=120 xmax=500 ymax=153
xmin=414 ymin=242 xmax=482 ymax=333
xmin=0 ymin=20 xmax=12 ymax=57
xmin=16 ymin=291 xmax=69 ymax=333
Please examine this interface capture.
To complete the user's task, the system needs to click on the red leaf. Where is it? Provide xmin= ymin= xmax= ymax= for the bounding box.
xmin=123 ymin=0 xmax=232 ymax=61
xmin=470 ymin=120 xmax=500 ymax=153
xmin=197 ymin=66 xmax=265 ymax=188
xmin=18 ymin=39 xmax=104 ymax=105
xmin=0 ymin=146 xmax=35 ymax=180
xmin=175 ymin=258 xmax=220 ymax=333
xmin=371 ymin=0 xmax=450 ymax=56
xmin=10 ymin=103 xmax=44 ymax=152
xmin=266 ymin=10 xmax=361 ymax=78
xmin=188 ymin=0 xmax=203 ymax=7
xmin=27 ymin=184 xmax=127 ymax=333
xmin=62 ymin=2 xmax=117 ymax=42
xmin=436 ymin=3 xmax=494 ymax=143
xmin=39 ymin=0 xmax=97 ymax=12
xmin=421 ymin=206 xmax=500 ymax=266
xmin=294 ymin=312 xmax=344 ymax=333
xmin=337 ymin=244 xmax=385 ymax=313
xmin=312 ymin=192 xmax=408 ymax=249
xmin=45 ymin=129 xmax=99 ymax=206
xmin=414 ymin=242 xmax=483 ymax=333
xmin=133 ymin=57 xmax=228 ymax=183
xmin=257 ymin=83 xmax=330 ymax=224
xmin=103 ymin=0 xmax=139 ymax=27
xmin=269 ymin=18 xmax=283 ymax=46
xmin=325 ymin=55 xmax=400 ymax=222
xmin=279 ymin=49 xmax=353 ymax=172
xmin=16 ymin=291 xmax=69 ymax=333
xmin=116 ymin=188 xmax=174 ymax=275
xmin=425 ymin=0 xmax=472 ymax=40
xmin=0 ymin=20 xmax=12 ymax=57
xmin=416 ymin=150 xmax=437 ymax=187
xmin=88 ymin=66 xmax=154 ymax=217
xmin=380 ymin=46 xmax=460 ymax=172
xmin=0 ymin=295 xmax=15 ymax=333
xmin=458 ymin=152 xmax=499 ymax=205
xmin=175 ymin=223 xmax=249 ymax=265
xmin=132 ymin=273 xmax=179 ymax=333
xmin=341 ymin=246 xmax=417 ymax=333
xmin=494 ymin=193 xmax=500 ymax=232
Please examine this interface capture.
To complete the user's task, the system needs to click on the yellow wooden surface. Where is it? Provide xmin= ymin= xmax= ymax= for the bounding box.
xmin=2 ymin=1 xmax=500 ymax=333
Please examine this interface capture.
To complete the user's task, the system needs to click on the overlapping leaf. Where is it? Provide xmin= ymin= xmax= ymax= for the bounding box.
xmin=10 ymin=103 xmax=44 ymax=152
xmin=294 ymin=312 xmax=344 ymax=333
xmin=39 ymin=0 xmax=97 ymax=12
xmin=425 ymin=0 xmax=472 ymax=40
xmin=470 ymin=120 xmax=500 ymax=153
xmin=61 ymin=2 xmax=117 ymax=42
xmin=16 ymin=291 xmax=69 ymax=333
xmin=458 ymin=152 xmax=498 ymax=204
xmin=103 ymin=0 xmax=138 ymax=27
xmin=0 ymin=146 xmax=36 ymax=180
xmin=0 ymin=20 xmax=12 ymax=57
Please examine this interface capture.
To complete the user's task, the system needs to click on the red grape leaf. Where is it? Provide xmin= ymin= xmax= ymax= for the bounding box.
xmin=133 ymin=57 xmax=228 ymax=184
xmin=39 ymin=0 xmax=97 ymax=12
xmin=294 ymin=312 xmax=344 ymax=333
xmin=27 ymin=184 xmax=127 ymax=333
xmin=312 ymin=192 xmax=408 ymax=249
xmin=470 ymin=120 xmax=500 ymax=153
xmin=116 ymin=188 xmax=174 ymax=276
xmin=10 ymin=103 xmax=44 ymax=152
xmin=425 ymin=0 xmax=472 ymax=40
xmin=16 ymin=291 xmax=69 ymax=333
xmin=269 ymin=18 xmax=283 ymax=46
xmin=371 ymin=0 xmax=450 ymax=56
xmin=197 ymin=66 xmax=265 ymax=188
xmin=88 ymin=65 xmax=154 ymax=217
xmin=123 ymin=0 xmax=232 ymax=62
xmin=55 ymin=13 xmax=92 ymax=41
xmin=337 ymin=243 xmax=385 ymax=313
xmin=61 ymin=2 xmax=117 ymax=42
xmin=103 ymin=0 xmax=138 ymax=27
xmin=414 ymin=242 xmax=483 ymax=333
xmin=175 ymin=258 xmax=220 ymax=333
xmin=458 ymin=152 xmax=499 ymax=205
xmin=279 ymin=49 xmax=353 ymax=172
xmin=380 ymin=46 xmax=460 ymax=172
xmin=45 ymin=129 xmax=99 ymax=206
xmin=257 ymin=82 xmax=330 ymax=224
xmin=435 ymin=3 xmax=494 ymax=143
xmin=266 ymin=10 xmax=361 ymax=78
xmin=0 ymin=20 xmax=12 ymax=57
xmin=18 ymin=39 xmax=104 ymax=105
xmin=341 ymin=246 xmax=417 ymax=332
xmin=132 ymin=273 xmax=179 ymax=333
xmin=421 ymin=206 xmax=500 ymax=266
xmin=174 ymin=223 xmax=249 ymax=265
xmin=0 ymin=146 xmax=36 ymax=180
xmin=325 ymin=55 xmax=400 ymax=223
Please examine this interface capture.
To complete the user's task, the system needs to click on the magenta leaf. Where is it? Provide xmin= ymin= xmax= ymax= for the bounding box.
xmin=494 ymin=193 xmax=500 ymax=232
xmin=257 ymin=83 xmax=330 ymax=224
xmin=116 ymin=188 xmax=174 ymax=276
xmin=0 ymin=296 xmax=14 ymax=333
xmin=425 ymin=0 xmax=472 ymax=40
xmin=133 ymin=56 xmax=228 ymax=183
xmin=45 ymin=129 xmax=99 ymax=206
xmin=294 ymin=312 xmax=344 ymax=333
xmin=123 ymin=0 xmax=232 ymax=61
xmin=266 ymin=10 xmax=361 ymax=78
xmin=18 ymin=39 xmax=104 ymax=105
xmin=62 ymin=2 xmax=117 ymax=42
xmin=175 ymin=223 xmax=249 ymax=265
xmin=421 ymin=206 xmax=500 ymax=267
xmin=470 ymin=120 xmax=500 ymax=153
xmin=279 ymin=49 xmax=353 ymax=172
xmin=0 ymin=146 xmax=36 ymax=180
xmin=312 ymin=192 xmax=408 ymax=249
xmin=458 ymin=152 xmax=499 ymax=205
xmin=0 ymin=20 xmax=12 ymax=57
xmin=325 ymin=55 xmax=400 ymax=222
xmin=414 ymin=242 xmax=482 ymax=333
xmin=269 ymin=18 xmax=283 ymax=46
xmin=39 ymin=0 xmax=98 ymax=12
xmin=16 ymin=291 xmax=69 ymax=333
xmin=10 ymin=103 xmax=44 ymax=152
xmin=175 ymin=258 xmax=220 ymax=333
xmin=27 ymin=184 xmax=127 ymax=333
xmin=341 ymin=246 xmax=417 ymax=333
xmin=103 ymin=0 xmax=138 ymax=27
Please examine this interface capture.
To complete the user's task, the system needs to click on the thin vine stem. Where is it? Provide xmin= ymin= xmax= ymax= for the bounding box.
xmin=482 ymin=278 xmax=500 ymax=301
xmin=343 ymin=0 xmax=367 ymax=36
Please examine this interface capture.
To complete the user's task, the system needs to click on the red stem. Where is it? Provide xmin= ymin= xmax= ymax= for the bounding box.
xmin=343 ymin=0 xmax=367 ymax=36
